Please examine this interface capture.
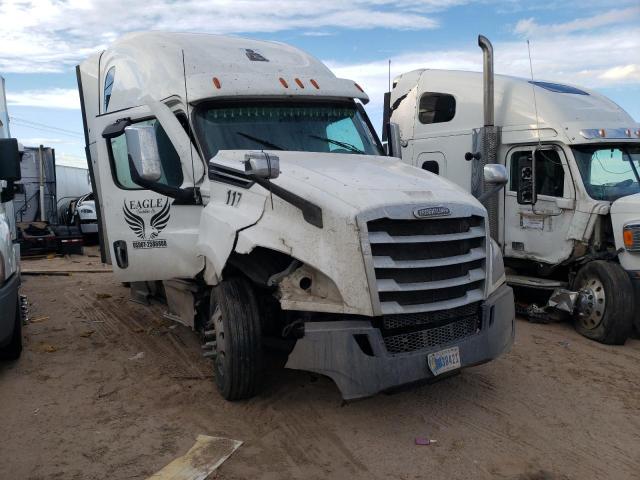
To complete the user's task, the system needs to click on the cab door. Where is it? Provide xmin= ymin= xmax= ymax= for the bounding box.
xmin=77 ymin=65 xmax=204 ymax=282
xmin=503 ymin=146 xmax=576 ymax=264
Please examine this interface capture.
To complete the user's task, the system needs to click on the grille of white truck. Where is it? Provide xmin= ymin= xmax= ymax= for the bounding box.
xmin=365 ymin=214 xmax=487 ymax=354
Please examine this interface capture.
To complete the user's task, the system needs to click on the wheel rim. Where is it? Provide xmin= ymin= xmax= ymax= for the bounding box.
xmin=576 ymin=276 xmax=606 ymax=330
xmin=211 ymin=305 xmax=226 ymax=380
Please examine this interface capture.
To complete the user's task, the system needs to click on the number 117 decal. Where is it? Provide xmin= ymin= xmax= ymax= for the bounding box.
xmin=226 ymin=190 xmax=242 ymax=207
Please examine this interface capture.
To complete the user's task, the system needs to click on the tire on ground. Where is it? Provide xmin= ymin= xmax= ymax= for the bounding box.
xmin=210 ymin=277 xmax=262 ymax=400
xmin=0 ymin=296 xmax=23 ymax=360
xmin=572 ymin=260 xmax=633 ymax=345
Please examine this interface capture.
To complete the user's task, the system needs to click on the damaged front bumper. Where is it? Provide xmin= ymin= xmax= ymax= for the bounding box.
xmin=285 ymin=284 xmax=515 ymax=400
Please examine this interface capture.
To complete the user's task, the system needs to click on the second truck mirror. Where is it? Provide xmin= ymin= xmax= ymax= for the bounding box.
xmin=244 ymin=152 xmax=280 ymax=179
xmin=0 ymin=138 xmax=22 ymax=182
xmin=483 ymin=164 xmax=508 ymax=185
xmin=517 ymin=153 xmax=536 ymax=205
xmin=386 ymin=122 xmax=403 ymax=159
xmin=125 ymin=125 xmax=163 ymax=182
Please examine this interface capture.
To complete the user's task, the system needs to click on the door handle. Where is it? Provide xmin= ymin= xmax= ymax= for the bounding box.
xmin=113 ymin=240 xmax=128 ymax=269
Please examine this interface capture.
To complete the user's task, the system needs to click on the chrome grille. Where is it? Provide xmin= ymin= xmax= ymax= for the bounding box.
xmin=366 ymin=215 xmax=486 ymax=315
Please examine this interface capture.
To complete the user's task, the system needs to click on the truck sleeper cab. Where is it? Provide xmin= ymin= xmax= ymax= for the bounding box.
xmin=77 ymin=32 xmax=514 ymax=400
xmin=388 ymin=36 xmax=639 ymax=344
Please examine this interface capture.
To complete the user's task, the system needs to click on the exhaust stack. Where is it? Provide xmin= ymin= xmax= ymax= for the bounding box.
xmin=472 ymin=35 xmax=500 ymax=240
xmin=478 ymin=35 xmax=494 ymax=127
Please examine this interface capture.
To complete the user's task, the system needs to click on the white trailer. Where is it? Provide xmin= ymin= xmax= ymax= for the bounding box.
xmin=77 ymin=32 xmax=514 ymax=400
xmin=387 ymin=36 xmax=640 ymax=344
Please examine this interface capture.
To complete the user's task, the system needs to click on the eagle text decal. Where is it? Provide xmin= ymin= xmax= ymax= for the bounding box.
xmin=123 ymin=198 xmax=170 ymax=249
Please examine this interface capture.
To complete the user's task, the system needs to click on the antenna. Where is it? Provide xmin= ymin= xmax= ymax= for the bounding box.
xmin=388 ymin=59 xmax=391 ymax=92
xmin=182 ymin=49 xmax=197 ymax=202
xmin=527 ymin=40 xmax=542 ymax=149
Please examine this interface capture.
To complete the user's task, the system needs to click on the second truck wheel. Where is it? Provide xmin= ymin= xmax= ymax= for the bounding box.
xmin=572 ymin=261 xmax=634 ymax=345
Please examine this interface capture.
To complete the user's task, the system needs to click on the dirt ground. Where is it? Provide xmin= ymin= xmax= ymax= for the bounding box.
xmin=1 ymin=252 xmax=639 ymax=480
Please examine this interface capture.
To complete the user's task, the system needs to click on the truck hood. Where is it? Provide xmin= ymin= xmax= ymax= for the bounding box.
xmin=211 ymin=150 xmax=483 ymax=214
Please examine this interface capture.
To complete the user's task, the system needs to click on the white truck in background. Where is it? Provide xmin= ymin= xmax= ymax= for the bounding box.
xmin=77 ymin=32 xmax=514 ymax=400
xmin=0 ymin=75 xmax=23 ymax=360
xmin=386 ymin=36 xmax=640 ymax=344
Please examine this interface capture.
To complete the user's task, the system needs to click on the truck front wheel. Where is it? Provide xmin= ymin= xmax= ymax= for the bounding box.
xmin=572 ymin=261 xmax=633 ymax=345
xmin=209 ymin=277 xmax=262 ymax=400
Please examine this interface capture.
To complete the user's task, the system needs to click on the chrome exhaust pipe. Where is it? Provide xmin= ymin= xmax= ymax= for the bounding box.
xmin=478 ymin=35 xmax=494 ymax=127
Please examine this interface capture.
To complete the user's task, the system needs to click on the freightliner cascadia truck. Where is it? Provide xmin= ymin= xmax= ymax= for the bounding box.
xmin=77 ymin=32 xmax=514 ymax=400
xmin=386 ymin=36 xmax=639 ymax=344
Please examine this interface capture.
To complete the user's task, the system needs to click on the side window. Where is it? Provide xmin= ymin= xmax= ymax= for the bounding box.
xmin=418 ymin=93 xmax=455 ymax=124
xmin=104 ymin=67 xmax=115 ymax=112
xmin=510 ymin=150 xmax=565 ymax=197
xmin=108 ymin=119 xmax=184 ymax=189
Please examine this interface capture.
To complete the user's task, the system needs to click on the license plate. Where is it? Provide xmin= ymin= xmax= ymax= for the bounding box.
xmin=427 ymin=346 xmax=461 ymax=376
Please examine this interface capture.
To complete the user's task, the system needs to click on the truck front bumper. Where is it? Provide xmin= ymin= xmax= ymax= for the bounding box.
xmin=0 ymin=273 xmax=20 ymax=347
xmin=286 ymin=284 xmax=515 ymax=400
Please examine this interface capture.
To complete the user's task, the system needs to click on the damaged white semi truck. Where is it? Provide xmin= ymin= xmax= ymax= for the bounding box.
xmin=386 ymin=36 xmax=640 ymax=344
xmin=77 ymin=32 xmax=514 ymax=400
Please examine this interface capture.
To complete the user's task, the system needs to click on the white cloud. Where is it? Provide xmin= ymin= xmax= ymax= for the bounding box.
xmin=600 ymin=64 xmax=640 ymax=82
xmin=0 ymin=0 xmax=464 ymax=73
xmin=6 ymin=89 xmax=80 ymax=109
xmin=513 ymin=6 xmax=640 ymax=37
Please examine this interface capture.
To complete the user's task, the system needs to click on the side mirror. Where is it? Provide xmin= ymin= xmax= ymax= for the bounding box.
xmin=483 ymin=164 xmax=508 ymax=185
xmin=0 ymin=138 xmax=22 ymax=182
xmin=244 ymin=152 xmax=280 ymax=179
xmin=125 ymin=125 xmax=162 ymax=182
xmin=386 ymin=122 xmax=402 ymax=159
xmin=517 ymin=153 xmax=536 ymax=205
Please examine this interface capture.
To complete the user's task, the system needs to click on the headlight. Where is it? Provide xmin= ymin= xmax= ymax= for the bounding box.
xmin=490 ymin=238 xmax=505 ymax=289
xmin=623 ymin=224 xmax=640 ymax=252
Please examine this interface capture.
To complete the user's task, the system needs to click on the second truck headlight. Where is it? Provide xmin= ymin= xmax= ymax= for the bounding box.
xmin=623 ymin=224 xmax=640 ymax=252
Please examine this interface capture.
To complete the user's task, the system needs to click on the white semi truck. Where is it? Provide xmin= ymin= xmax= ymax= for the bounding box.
xmin=0 ymin=75 xmax=23 ymax=360
xmin=386 ymin=36 xmax=639 ymax=344
xmin=77 ymin=32 xmax=514 ymax=400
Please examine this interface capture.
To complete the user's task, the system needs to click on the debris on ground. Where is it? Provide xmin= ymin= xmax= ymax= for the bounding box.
xmin=30 ymin=316 xmax=49 ymax=323
xmin=146 ymin=435 xmax=242 ymax=480
xmin=79 ymin=330 xmax=95 ymax=338
xmin=96 ymin=293 xmax=112 ymax=299
xmin=129 ymin=352 xmax=145 ymax=361
xmin=40 ymin=343 xmax=58 ymax=353
xmin=415 ymin=437 xmax=437 ymax=446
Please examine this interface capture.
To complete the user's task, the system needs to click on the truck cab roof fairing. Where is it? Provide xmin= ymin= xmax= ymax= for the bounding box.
xmin=90 ymin=32 xmax=369 ymax=113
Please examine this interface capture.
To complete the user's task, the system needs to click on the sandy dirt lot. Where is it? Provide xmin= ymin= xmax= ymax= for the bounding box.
xmin=1 ymin=253 xmax=639 ymax=480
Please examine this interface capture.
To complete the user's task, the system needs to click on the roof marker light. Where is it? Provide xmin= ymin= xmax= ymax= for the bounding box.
xmin=212 ymin=77 xmax=221 ymax=89
xmin=598 ymin=128 xmax=606 ymax=137
xmin=294 ymin=78 xmax=304 ymax=88
xmin=636 ymin=129 xmax=640 ymax=137
xmin=279 ymin=77 xmax=289 ymax=88
xmin=625 ymin=129 xmax=631 ymax=137
xmin=310 ymin=79 xmax=320 ymax=89
xmin=354 ymin=82 xmax=364 ymax=93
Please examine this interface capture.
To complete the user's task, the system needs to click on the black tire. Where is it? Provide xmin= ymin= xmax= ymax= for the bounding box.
xmin=572 ymin=261 xmax=634 ymax=345
xmin=210 ymin=277 xmax=262 ymax=400
xmin=0 ymin=296 xmax=22 ymax=361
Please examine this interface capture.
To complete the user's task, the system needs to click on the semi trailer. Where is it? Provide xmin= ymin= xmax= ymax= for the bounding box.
xmin=77 ymin=32 xmax=514 ymax=400
xmin=386 ymin=36 xmax=639 ymax=344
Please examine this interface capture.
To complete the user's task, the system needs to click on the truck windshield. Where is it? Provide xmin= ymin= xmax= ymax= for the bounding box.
xmin=572 ymin=145 xmax=640 ymax=202
xmin=193 ymin=102 xmax=383 ymax=158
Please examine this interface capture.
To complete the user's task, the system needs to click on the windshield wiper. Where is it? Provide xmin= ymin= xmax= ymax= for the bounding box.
xmin=236 ymin=131 xmax=283 ymax=150
xmin=309 ymin=134 xmax=364 ymax=154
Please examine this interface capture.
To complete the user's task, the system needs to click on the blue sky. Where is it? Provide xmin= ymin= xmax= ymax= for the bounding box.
xmin=1 ymin=0 xmax=639 ymax=167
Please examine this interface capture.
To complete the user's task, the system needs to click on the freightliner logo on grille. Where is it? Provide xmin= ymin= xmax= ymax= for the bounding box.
xmin=413 ymin=206 xmax=451 ymax=218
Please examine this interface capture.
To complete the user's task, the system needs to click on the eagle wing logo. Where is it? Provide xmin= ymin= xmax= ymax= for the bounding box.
xmin=123 ymin=199 xmax=171 ymax=240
